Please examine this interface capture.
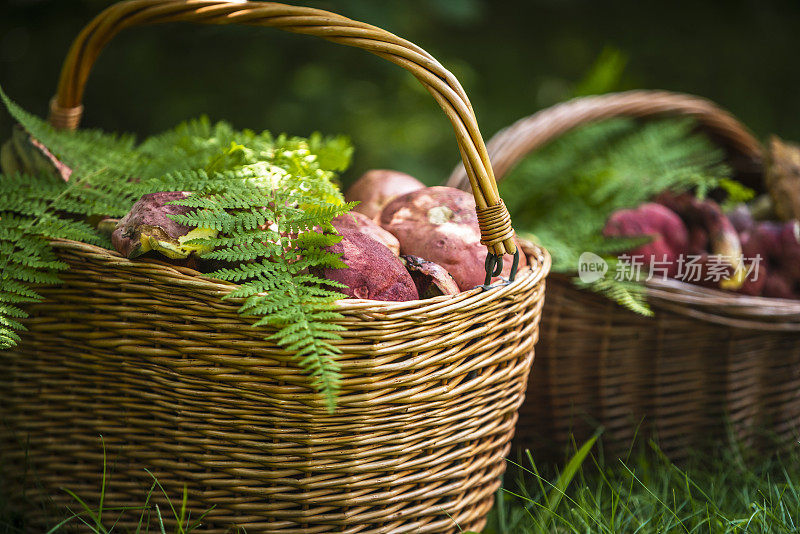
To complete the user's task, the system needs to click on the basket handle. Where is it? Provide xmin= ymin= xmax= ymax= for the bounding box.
xmin=447 ymin=90 xmax=764 ymax=190
xmin=48 ymin=0 xmax=517 ymax=260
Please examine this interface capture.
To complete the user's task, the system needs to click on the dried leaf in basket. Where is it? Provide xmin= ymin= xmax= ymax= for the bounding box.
xmin=765 ymin=136 xmax=800 ymax=222
xmin=1 ymin=125 xmax=71 ymax=182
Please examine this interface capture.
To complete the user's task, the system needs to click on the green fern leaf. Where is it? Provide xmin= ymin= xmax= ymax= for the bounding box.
xmin=505 ymin=117 xmax=733 ymax=314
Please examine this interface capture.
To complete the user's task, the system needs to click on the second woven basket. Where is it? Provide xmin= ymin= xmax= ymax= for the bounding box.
xmin=449 ymin=90 xmax=800 ymax=462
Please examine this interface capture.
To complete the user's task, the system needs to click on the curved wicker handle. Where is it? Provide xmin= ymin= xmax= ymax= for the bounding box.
xmin=447 ymin=90 xmax=763 ymax=189
xmin=49 ymin=0 xmax=516 ymax=258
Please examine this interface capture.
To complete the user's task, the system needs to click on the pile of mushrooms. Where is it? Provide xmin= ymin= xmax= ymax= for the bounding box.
xmin=110 ymin=169 xmax=528 ymax=302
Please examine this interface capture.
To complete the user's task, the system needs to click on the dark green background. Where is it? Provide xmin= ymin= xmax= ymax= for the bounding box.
xmin=2 ymin=0 xmax=799 ymax=186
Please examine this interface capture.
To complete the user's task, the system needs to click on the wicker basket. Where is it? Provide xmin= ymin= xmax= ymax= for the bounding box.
xmin=449 ymin=90 xmax=800 ymax=462
xmin=0 ymin=2 xmax=550 ymax=533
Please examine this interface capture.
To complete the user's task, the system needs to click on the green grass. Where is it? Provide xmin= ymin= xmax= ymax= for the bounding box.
xmin=0 ymin=472 xmax=212 ymax=534
xmin=3 ymin=435 xmax=800 ymax=533
xmin=0 ymin=440 xmax=214 ymax=534
xmin=479 ymin=436 xmax=800 ymax=534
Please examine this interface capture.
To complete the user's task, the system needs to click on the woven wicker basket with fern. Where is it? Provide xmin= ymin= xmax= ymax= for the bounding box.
xmin=0 ymin=2 xmax=551 ymax=532
xmin=449 ymin=90 xmax=800 ymax=462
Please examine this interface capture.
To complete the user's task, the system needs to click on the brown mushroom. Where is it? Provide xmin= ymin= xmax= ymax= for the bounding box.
xmin=332 ymin=211 xmax=400 ymax=255
xmin=380 ymin=186 xmax=527 ymax=291
xmin=112 ymin=191 xmax=217 ymax=259
xmin=656 ymin=191 xmax=745 ymax=289
xmin=345 ymin=169 xmax=425 ymax=220
xmin=401 ymin=255 xmax=460 ymax=298
xmin=316 ymin=228 xmax=419 ymax=301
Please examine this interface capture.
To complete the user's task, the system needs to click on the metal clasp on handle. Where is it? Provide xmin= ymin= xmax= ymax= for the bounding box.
xmin=479 ymin=249 xmax=519 ymax=290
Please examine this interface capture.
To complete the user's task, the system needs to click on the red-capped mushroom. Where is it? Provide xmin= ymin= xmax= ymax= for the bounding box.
xmin=380 ymin=186 xmax=526 ymax=291
xmin=779 ymin=220 xmax=800 ymax=280
xmin=332 ymin=211 xmax=400 ymax=256
xmin=345 ymin=169 xmax=425 ymax=220
xmin=603 ymin=202 xmax=689 ymax=278
xmin=316 ymin=228 xmax=419 ymax=301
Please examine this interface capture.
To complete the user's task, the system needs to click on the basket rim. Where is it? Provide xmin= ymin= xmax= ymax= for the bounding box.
xmin=547 ymin=272 xmax=800 ymax=330
xmin=49 ymin=238 xmax=551 ymax=318
xmin=644 ymin=277 xmax=800 ymax=330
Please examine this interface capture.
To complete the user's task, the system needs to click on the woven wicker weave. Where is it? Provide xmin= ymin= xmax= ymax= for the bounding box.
xmin=448 ymin=90 xmax=800 ymax=462
xmin=0 ymin=2 xmax=550 ymax=532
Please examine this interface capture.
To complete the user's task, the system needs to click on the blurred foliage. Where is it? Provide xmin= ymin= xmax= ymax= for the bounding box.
xmin=503 ymin=117 xmax=732 ymax=314
xmin=2 ymin=0 xmax=800 ymax=187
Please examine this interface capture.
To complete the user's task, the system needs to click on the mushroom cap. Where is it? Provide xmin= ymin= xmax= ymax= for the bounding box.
xmin=738 ymin=261 xmax=768 ymax=296
xmin=380 ymin=186 xmax=526 ymax=291
xmin=687 ymin=226 xmax=709 ymax=255
xmin=604 ymin=202 xmax=690 ymax=278
xmin=317 ymin=228 xmax=419 ymax=302
xmin=746 ymin=221 xmax=784 ymax=261
xmin=345 ymin=169 xmax=425 ymax=220
xmin=332 ymin=211 xmax=400 ymax=256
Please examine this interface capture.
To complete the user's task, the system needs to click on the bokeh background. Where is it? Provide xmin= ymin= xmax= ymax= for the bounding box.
xmin=2 ymin=0 xmax=799 ymax=186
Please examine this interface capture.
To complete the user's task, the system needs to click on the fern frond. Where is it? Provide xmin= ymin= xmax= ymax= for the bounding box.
xmin=0 ymin=207 xmax=70 ymax=348
xmin=506 ymin=117 xmax=732 ymax=314
xmin=576 ymin=277 xmax=654 ymax=317
xmin=162 ymin=137 xmax=356 ymax=409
